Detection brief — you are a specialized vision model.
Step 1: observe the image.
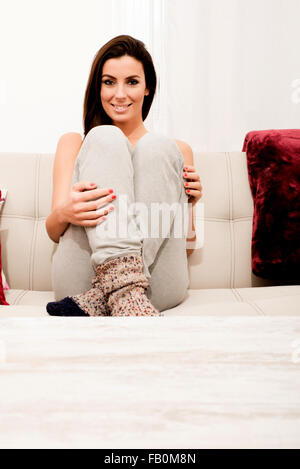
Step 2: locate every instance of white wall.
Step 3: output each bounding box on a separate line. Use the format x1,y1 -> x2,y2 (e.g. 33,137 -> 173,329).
0,0 -> 112,151
0,0 -> 158,152
1,0 -> 299,153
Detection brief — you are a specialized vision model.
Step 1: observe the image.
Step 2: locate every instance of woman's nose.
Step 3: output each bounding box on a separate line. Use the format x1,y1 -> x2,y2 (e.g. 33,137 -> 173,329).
114,85 -> 127,98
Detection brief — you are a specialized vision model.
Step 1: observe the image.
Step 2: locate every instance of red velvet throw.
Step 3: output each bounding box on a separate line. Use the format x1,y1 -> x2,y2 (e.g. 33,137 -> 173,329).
242,129 -> 300,282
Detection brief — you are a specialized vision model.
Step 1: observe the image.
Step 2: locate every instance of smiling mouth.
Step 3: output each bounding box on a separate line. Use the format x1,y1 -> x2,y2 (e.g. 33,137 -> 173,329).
111,104 -> 132,108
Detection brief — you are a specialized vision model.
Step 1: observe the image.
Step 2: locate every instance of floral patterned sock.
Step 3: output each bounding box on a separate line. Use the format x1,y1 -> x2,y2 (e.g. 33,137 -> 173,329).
94,254 -> 163,317
46,271 -> 109,317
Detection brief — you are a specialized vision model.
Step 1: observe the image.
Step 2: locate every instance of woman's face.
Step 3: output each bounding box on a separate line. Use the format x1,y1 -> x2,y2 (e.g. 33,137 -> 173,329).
100,55 -> 149,124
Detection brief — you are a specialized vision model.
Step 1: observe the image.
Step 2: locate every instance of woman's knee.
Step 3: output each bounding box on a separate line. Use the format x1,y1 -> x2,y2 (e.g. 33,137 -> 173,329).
82,125 -> 132,162
85,124 -> 125,144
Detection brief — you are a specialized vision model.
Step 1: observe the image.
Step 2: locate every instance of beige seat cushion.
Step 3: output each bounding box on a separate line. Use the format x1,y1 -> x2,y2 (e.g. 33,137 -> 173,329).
1,285 -> 299,317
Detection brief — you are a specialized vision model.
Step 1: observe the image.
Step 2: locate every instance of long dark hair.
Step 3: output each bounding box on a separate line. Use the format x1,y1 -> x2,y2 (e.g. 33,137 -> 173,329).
82,35 -> 157,138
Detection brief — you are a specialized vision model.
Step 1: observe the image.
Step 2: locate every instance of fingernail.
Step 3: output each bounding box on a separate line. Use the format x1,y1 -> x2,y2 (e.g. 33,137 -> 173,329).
184,173 -> 188,177
109,189 -> 114,194
90,183 -> 97,187
186,190 -> 190,193
111,194 -> 117,199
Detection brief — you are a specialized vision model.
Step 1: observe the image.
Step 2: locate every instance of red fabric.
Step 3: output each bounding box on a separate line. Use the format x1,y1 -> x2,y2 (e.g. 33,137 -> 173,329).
0,237 -> 9,305
242,129 -> 300,282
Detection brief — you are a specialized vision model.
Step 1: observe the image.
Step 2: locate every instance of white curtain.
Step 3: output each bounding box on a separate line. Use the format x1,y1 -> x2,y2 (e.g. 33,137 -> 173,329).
110,0 -> 300,152
161,0 -> 300,152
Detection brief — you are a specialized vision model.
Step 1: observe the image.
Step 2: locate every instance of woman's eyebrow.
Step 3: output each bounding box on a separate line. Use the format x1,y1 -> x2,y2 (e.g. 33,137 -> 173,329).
102,74 -> 141,79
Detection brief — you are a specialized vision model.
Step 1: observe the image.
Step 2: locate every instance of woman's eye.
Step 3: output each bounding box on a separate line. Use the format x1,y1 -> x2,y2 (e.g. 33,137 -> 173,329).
102,79 -> 139,85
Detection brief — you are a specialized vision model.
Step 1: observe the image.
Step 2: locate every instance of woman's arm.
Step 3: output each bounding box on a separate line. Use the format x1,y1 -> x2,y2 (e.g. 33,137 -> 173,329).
186,205 -> 196,257
175,140 -> 197,257
46,133 -> 83,243
46,206 -> 69,244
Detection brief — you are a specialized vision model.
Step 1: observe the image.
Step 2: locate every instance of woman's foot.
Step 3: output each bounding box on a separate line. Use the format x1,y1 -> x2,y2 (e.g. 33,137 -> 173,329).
108,284 -> 163,316
46,296 -> 90,316
46,254 -> 163,317
94,254 -> 163,317
46,273 -> 109,317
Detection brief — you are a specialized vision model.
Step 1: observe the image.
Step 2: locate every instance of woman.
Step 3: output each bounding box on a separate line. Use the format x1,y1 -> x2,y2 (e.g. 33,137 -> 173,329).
46,35 -> 202,317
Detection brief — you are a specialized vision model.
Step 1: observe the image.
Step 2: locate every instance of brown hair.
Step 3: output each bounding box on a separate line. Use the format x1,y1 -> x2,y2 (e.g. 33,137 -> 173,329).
82,35 -> 157,138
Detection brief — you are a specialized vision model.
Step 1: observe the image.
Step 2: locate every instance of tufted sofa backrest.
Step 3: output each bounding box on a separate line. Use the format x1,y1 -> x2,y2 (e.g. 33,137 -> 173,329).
0,151 -> 277,291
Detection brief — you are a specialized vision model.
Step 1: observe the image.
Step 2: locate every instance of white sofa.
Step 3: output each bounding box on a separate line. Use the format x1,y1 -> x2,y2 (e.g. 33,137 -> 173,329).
0,150 -> 299,317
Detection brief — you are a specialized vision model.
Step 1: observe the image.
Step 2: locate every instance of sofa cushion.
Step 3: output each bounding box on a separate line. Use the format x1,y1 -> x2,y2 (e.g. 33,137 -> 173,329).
243,130 -> 300,282
0,153 -> 54,292
1,286 -> 299,317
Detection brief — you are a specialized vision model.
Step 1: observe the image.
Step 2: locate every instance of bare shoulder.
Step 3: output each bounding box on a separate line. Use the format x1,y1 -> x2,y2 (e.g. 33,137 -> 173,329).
55,132 -> 83,165
51,133 -> 83,212
57,132 -> 83,152
174,139 -> 194,166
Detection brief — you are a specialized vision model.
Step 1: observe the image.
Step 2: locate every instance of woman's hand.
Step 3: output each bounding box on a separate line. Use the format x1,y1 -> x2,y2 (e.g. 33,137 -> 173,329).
182,165 -> 202,206
59,181 -> 116,227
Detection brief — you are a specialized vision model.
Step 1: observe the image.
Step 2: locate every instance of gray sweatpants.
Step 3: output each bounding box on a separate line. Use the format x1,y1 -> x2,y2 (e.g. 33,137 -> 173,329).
51,125 -> 189,312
